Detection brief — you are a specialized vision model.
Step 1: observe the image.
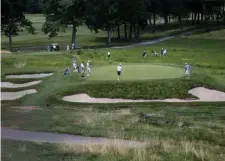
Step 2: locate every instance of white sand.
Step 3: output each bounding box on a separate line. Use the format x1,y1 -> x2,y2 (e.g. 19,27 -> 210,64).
6,73 -> 53,79
63,87 -> 225,103
1,80 -> 42,88
1,89 -> 37,101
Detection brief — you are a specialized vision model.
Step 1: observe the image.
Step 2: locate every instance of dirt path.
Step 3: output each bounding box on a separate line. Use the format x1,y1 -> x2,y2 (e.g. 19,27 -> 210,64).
1,89 -> 37,101
63,87 -> 225,103
111,30 -> 194,49
1,127 -> 144,147
1,80 -> 42,88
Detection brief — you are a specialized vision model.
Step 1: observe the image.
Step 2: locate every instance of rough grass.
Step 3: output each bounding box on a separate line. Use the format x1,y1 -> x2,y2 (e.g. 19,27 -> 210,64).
2,103 -> 225,161
2,140 -> 224,161
66,77 -> 202,99
2,104 -> 225,144
2,139 -> 225,161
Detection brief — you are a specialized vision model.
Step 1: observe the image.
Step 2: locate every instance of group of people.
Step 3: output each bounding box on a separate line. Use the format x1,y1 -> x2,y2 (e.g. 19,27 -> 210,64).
47,43 -> 60,51
64,56 -> 91,77
66,43 -> 76,51
142,48 -> 167,57
63,50 -> 191,80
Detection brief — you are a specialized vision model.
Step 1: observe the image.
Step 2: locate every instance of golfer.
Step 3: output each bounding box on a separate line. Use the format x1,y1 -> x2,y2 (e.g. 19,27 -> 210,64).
161,48 -> 164,56
117,63 -> 122,80
163,48 -> 167,56
142,51 -> 147,57
64,66 -> 70,75
107,51 -> 111,58
86,60 -> 91,76
80,62 -> 85,77
72,56 -> 76,64
185,63 -> 191,78
73,63 -> 78,72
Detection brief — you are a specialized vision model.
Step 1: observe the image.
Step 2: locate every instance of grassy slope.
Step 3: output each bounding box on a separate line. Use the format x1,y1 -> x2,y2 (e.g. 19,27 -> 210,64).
2,104 -> 225,159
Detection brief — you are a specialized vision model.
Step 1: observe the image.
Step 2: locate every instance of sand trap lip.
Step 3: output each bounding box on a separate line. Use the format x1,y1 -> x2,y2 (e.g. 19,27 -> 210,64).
6,73 -> 53,79
63,87 -> 225,103
1,89 -> 37,101
1,80 -> 42,88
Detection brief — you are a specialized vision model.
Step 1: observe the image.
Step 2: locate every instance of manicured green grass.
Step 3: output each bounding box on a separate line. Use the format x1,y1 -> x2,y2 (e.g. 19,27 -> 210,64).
89,64 -> 184,81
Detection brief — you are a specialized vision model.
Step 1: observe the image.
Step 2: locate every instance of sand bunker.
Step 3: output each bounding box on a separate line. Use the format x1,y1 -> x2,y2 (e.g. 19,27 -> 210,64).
1,50 -> 11,54
6,73 -> 53,79
63,87 -> 225,103
10,106 -> 41,111
1,89 -> 37,101
1,80 -> 42,88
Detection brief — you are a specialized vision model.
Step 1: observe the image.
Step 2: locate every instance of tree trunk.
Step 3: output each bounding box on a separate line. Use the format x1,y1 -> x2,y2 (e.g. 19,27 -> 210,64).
153,11 -> 156,33
193,13 -> 196,24
192,12 -> 194,24
136,23 -> 140,41
117,24 -> 120,39
124,22 -> 127,40
107,26 -> 112,46
223,2 -> 225,25
201,0 -> 206,23
8,31 -> 12,52
179,0 -> 182,32
149,14 -> 152,25
178,15 -> 182,24
8,1 -> 13,52
129,23 -> 132,40
133,24 -> 136,41
197,12 -> 200,24
71,24 -> 77,46
164,15 -> 168,25
168,14 -> 171,23
216,13 -> 219,24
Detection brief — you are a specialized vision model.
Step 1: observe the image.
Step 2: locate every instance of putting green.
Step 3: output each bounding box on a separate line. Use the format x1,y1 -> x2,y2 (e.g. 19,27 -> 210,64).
88,64 -> 184,81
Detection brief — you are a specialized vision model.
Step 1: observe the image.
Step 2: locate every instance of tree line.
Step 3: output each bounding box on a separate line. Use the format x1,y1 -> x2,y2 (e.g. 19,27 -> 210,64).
2,0 -> 225,51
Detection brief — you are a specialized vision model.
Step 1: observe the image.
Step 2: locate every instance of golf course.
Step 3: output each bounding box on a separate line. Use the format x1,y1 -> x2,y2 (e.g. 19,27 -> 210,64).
1,12 -> 225,161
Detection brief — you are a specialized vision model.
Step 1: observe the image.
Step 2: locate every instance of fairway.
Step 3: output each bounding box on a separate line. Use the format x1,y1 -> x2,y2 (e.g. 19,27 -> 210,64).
88,64 -> 184,80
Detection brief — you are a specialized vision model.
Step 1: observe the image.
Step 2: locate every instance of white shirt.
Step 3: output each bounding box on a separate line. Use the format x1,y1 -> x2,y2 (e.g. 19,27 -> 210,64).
87,62 -> 90,68
81,63 -> 84,69
117,65 -> 122,72
185,64 -> 191,71
108,52 -> 110,56
163,49 -> 166,54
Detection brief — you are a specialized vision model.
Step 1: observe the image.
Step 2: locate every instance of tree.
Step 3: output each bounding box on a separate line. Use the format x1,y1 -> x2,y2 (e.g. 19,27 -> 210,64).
26,0 -> 42,13
1,0 -> 35,51
85,0 -> 118,46
42,0 -> 86,47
